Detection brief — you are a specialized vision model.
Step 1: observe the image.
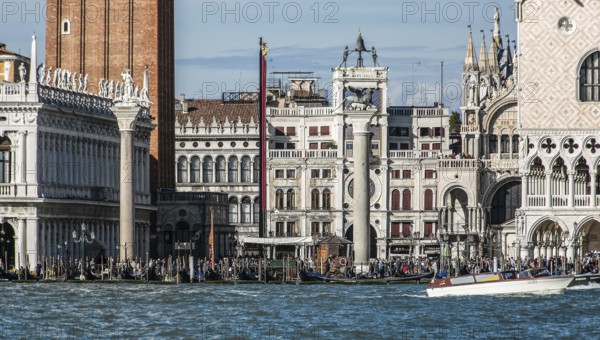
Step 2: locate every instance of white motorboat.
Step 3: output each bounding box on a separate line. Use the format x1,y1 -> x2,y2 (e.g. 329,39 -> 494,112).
426,268 -> 573,298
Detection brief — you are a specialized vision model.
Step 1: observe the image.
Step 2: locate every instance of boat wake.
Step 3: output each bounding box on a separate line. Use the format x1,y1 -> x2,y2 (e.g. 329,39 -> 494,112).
567,282 -> 600,290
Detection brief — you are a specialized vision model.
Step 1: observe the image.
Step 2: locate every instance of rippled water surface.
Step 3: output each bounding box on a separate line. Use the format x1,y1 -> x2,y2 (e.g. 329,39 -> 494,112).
1,282 -> 599,339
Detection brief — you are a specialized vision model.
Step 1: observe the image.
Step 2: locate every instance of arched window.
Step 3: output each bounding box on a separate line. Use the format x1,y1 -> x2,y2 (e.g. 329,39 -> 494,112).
323,189 -> 331,209
402,189 -> 412,211
229,197 -> 238,224
215,156 -> 226,183
190,156 -> 200,183
253,156 -> 259,183
61,19 -> 71,35
202,156 -> 213,183
311,189 -> 320,209
275,189 -> 284,209
177,156 -> 188,183
580,51 -> 600,102
228,156 -> 238,182
253,197 -> 260,223
241,156 -> 251,183
287,189 -> 296,209
391,190 -> 400,210
241,197 -> 251,223
424,189 -> 434,211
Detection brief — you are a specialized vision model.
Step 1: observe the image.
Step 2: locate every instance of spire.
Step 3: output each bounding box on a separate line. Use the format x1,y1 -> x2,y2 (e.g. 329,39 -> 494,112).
27,32 -> 39,102
492,6 -> 502,48
478,30 -> 489,73
503,34 -> 514,81
29,33 -> 37,85
463,25 -> 478,72
488,29 -> 500,75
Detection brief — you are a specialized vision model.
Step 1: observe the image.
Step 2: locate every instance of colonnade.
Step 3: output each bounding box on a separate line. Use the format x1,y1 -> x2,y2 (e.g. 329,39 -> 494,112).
177,155 -> 259,184
523,162 -> 599,208
37,219 -> 151,261
38,131 -> 150,202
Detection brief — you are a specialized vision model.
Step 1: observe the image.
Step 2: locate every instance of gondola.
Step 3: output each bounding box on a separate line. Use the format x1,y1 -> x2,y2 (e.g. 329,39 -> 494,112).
383,271 -> 435,283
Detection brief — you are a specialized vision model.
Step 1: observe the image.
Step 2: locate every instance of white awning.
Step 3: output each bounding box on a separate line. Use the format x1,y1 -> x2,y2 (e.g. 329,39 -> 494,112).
239,236 -> 314,246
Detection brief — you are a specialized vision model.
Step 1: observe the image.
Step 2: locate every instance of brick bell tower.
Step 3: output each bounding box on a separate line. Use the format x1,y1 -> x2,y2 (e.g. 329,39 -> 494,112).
45,0 -> 175,195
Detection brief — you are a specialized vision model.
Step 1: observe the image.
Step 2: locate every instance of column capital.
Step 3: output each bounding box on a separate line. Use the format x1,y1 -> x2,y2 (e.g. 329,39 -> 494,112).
112,102 -> 145,131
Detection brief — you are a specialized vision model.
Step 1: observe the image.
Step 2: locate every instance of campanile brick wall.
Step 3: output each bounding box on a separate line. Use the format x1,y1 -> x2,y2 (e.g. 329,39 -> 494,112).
46,0 -> 175,197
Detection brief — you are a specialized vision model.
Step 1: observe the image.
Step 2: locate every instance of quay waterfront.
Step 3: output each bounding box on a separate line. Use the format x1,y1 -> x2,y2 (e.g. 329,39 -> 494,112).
0,282 -> 599,339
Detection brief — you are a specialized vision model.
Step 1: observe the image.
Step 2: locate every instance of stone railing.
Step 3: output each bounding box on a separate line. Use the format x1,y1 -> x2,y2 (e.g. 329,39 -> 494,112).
389,150 -> 440,159
135,192 -> 152,205
438,159 -> 480,168
268,107 -> 333,116
0,82 -> 27,102
413,107 -> 445,117
461,125 -> 479,133
528,195 -> 546,207
38,85 -> 114,117
552,195 -> 568,207
269,150 -> 338,158
574,195 -> 590,207
481,159 -> 519,171
0,183 -> 16,197
387,107 -> 446,117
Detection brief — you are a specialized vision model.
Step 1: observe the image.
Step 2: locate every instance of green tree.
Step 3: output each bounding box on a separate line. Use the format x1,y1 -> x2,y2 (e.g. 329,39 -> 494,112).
449,111 -> 462,132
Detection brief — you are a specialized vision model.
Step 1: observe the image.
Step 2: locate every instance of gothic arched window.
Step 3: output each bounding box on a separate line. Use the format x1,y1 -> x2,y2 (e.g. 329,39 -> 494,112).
580,51 -> 600,102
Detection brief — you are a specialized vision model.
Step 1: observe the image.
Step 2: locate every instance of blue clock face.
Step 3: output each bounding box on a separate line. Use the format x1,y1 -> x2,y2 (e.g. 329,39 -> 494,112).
348,178 -> 375,199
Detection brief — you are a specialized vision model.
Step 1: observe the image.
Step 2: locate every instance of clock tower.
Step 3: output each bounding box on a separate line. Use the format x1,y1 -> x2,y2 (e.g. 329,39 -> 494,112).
333,33 -> 388,271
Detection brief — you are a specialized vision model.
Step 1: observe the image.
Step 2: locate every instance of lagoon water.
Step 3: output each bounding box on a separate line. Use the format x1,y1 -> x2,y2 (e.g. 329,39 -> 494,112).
1,282 -> 599,339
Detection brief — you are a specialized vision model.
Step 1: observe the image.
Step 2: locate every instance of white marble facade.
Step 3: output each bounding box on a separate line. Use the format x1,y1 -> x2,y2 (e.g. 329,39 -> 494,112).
0,36 -> 153,270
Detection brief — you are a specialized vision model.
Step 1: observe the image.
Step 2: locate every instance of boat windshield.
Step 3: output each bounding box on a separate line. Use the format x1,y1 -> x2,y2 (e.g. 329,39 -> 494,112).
518,268 -> 551,278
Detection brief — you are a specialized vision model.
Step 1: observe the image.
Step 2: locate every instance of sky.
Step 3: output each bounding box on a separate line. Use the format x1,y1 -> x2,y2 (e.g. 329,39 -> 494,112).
1,0 -> 517,110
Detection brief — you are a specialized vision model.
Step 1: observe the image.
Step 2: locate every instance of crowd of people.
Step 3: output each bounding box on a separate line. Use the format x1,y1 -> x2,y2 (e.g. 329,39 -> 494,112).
2,251 -> 598,282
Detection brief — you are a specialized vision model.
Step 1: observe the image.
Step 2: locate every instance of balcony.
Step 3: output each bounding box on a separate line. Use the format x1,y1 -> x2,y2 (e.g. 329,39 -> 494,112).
0,183 -> 15,197
438,159 -> 480,168
481,159 -> 519,171
528,195 -> 546,207
574,195 -> 590,207
389,150 -> 440,159
0,82 -> 27,102
551,196 -> 568,207
268,107 -> 333,116
269,150 -> 338,158
461,125 -> 479,133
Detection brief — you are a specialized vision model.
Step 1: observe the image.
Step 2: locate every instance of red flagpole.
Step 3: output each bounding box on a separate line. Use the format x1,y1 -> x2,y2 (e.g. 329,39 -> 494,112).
259,38 -> 268,241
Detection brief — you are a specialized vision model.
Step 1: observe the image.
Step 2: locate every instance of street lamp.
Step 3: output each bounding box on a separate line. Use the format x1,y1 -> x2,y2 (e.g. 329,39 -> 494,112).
72,222 -> 95,280
57,241 -> 68,279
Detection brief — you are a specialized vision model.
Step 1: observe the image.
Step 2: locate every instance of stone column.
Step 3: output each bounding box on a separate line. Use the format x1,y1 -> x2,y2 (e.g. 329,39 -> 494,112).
592,172 -> 597,207
545,171 -> 552,208
348,116 -> 374,272
568,170 -> 575,207
17,219 -> 26,270
113,102 -> 143,261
